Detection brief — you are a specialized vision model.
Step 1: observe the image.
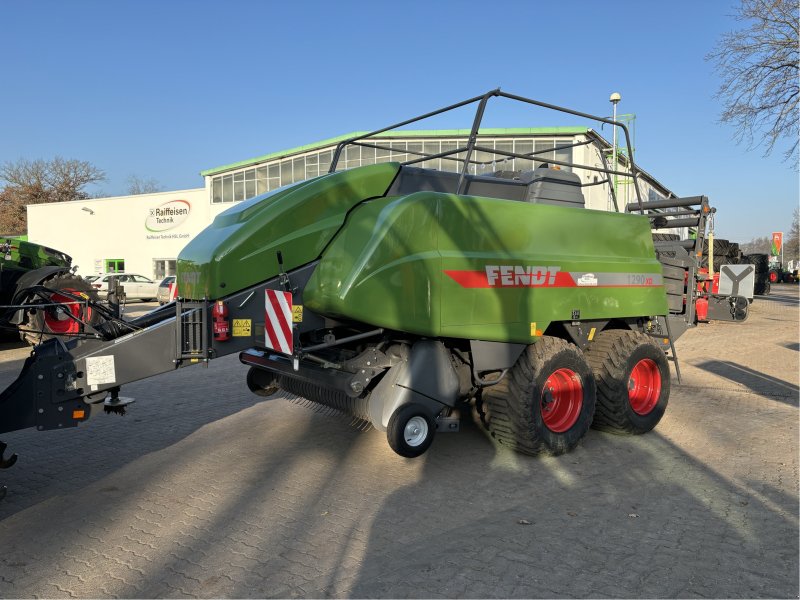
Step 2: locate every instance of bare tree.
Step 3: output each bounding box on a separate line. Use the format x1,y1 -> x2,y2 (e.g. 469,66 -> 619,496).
707,0 -> 799,164
740,235 -> 772,254
0,157 -> 106,234
785,207 -> 799,261
126,174 -> 163,195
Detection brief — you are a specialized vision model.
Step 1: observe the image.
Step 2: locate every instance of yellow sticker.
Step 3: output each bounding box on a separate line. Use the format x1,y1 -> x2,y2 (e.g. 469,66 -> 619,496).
530,322 -> 537,336
292,305 -> 303,323
588,327 -> 596,341
232,319 -> 252,337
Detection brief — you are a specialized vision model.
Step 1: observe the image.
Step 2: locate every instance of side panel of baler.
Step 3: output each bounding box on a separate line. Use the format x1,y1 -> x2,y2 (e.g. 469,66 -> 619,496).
303,192 -> 668,343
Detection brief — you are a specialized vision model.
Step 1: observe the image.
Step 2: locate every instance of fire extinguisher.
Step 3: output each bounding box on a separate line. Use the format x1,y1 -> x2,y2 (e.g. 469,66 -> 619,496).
211,300 -> 230,341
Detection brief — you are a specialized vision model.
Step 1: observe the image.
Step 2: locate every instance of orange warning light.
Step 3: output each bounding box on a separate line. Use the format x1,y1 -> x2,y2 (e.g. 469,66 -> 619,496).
73,409 -> 85,419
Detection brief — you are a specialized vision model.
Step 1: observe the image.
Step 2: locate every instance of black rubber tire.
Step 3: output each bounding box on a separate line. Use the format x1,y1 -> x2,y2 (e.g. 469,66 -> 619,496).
386,403 -> 436,458
744,254 -> 770,274
584,330 -> 670,435
478,336 -> 596,456
21,273 -> 101,345
652,233 -> 680,242
246,367 -> 279,397
703,238 -> 730,256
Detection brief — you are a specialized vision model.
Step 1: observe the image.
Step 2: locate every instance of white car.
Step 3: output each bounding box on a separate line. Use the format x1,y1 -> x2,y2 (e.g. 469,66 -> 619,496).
90,273 -> 160,301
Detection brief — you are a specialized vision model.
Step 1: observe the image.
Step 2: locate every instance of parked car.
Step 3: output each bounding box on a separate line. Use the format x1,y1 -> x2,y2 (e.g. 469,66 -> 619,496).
157,275 -> 178,305
90,273 -> 160,301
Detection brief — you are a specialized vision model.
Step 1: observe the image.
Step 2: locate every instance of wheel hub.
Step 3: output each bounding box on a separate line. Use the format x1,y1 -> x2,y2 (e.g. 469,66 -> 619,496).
540,368 -> 583,433
628,358 -> 662,415
403,416 -> 429,447
43,290 -> 86,335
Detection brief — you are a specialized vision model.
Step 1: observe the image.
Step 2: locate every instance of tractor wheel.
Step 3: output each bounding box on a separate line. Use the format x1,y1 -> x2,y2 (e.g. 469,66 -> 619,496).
21,273 -> 100,345
584,330 -> 670,435
652,233 -> 680,242
246,367 -> 279,397
478,336 -> 596,455
769,270 -> 779,283
386,403 -> 436,458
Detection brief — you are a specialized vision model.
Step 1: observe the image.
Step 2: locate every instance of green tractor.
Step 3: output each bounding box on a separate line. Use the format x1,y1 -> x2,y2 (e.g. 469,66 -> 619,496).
0,236 -> 99,345
0,90 -> 749,473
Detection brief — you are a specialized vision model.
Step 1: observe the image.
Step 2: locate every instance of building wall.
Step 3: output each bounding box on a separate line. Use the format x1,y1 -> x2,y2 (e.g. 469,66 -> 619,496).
27,188 -> 210,279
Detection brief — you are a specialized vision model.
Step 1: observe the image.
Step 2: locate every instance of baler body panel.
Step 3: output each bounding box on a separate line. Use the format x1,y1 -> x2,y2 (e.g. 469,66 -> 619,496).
304,192 -> 667,343
176,163 -> 400,300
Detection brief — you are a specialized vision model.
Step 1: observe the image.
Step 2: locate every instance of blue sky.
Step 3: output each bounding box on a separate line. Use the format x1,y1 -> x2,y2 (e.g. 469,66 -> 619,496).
1,0 -> 796,241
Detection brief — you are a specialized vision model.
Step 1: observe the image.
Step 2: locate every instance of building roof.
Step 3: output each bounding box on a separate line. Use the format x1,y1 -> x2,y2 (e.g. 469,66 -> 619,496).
200,127 -> 590,177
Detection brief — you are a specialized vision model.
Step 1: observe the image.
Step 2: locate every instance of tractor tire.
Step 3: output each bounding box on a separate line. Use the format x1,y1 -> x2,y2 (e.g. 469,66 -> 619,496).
769,270 -> 780,283
584,330 -> 670,435
652,233 -> 680,242
744,254 -> 769,274
478,336 -> 596,455
703,238 -> 730,256
21,272 -> 101,345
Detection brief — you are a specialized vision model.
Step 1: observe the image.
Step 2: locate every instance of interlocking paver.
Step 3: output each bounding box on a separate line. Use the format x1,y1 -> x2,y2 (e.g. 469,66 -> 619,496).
0,288 -> 797,597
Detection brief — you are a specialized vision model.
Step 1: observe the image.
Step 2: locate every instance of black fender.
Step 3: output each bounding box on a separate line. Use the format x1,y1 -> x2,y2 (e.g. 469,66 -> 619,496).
8,266 -> 72,324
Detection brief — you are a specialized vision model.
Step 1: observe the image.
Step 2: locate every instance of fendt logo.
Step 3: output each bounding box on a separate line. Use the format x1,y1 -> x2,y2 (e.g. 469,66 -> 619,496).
145,199 -> 191,232
485,265 -> 560,287
444,265 -> 563,288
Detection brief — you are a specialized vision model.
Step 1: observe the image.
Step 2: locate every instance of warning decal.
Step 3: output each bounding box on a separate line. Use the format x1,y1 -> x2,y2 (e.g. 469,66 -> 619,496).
232,319 -> 252,337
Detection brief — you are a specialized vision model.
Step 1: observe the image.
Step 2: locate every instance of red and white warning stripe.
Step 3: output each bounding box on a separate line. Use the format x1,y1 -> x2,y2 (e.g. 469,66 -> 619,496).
265,289 -> 293,354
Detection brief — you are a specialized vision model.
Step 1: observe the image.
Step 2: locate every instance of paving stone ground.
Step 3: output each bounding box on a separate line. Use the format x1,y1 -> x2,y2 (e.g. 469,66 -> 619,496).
0,287 -> 797,598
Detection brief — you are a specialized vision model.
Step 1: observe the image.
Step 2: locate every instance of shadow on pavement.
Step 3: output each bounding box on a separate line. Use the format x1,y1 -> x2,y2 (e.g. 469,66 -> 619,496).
695,359 -> 799,405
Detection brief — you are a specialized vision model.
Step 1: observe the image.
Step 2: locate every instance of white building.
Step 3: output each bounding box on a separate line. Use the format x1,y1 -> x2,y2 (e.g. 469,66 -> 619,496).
27,128 -> 675,281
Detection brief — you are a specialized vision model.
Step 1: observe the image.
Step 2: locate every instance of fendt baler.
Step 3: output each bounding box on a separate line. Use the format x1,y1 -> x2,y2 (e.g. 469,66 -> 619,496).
0,91 -> 749,489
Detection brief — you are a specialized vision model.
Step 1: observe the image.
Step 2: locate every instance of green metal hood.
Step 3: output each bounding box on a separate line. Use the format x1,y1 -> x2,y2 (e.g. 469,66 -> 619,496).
177,163 -> 400,300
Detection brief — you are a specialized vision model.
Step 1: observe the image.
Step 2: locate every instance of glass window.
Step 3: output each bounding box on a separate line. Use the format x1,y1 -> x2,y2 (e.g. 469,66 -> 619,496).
293,157 -> 305,182
495,141 -> 513,170
306,154 -> 319,180
318,150 -> 332,174
281,160 -> 292,185
534,140 -> 554,168
212,177 -> 223,203
222,174 -> 233,202
422,141 -> 440,170
361,145 -> 376,165
474,139 -> 495,174
234,171 -> 245,201
345,146 -> 360,170
390,141 -> 407,163
515,140 -> 534,172
439,141 -> 459,172
554,141 -> 573,172
375,142 -> 390,163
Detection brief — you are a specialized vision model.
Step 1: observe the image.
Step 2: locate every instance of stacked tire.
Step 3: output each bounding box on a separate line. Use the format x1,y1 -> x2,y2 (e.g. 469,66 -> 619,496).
701,238 -> 743,268
743,253 -> 770,295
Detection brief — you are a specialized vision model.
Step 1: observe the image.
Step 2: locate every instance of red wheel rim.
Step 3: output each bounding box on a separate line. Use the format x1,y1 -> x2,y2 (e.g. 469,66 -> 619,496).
43,290 -> 88,335
540,368 -> 583,433
628,358 -> 662,415
769,271 -> 778,283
